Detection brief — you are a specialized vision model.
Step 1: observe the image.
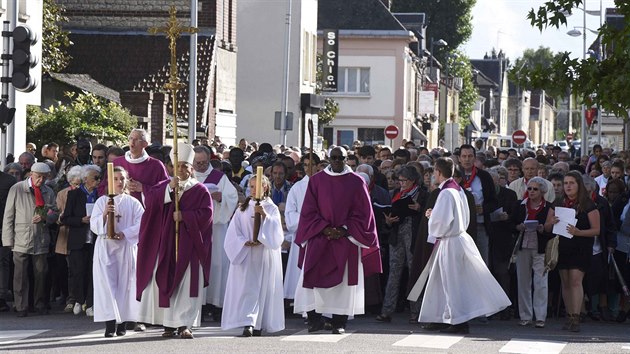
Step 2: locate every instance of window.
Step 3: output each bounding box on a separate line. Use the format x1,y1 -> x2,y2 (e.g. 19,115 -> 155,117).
336,130 -> 354,146
337,67 -> 370,94
357,128 -> 385,145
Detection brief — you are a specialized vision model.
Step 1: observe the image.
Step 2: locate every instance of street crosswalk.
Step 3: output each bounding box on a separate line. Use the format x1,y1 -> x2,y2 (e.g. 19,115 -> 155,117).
0,326 -> 627,352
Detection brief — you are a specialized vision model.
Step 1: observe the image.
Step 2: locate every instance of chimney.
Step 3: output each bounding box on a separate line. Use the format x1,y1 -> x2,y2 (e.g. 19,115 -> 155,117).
120,91 -> 170,145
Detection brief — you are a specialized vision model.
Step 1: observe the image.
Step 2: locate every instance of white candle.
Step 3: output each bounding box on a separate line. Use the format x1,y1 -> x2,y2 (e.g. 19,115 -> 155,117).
107,163 -> 114,195
255,166 -> 263,199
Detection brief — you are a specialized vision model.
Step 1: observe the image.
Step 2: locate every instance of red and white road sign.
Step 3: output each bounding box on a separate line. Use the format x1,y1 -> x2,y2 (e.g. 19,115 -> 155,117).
384,125 -> 399,140
512,129 -> 527,145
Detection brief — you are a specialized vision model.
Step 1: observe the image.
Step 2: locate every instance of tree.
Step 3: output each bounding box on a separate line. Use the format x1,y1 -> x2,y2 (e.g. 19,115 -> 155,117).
522,0 -> 630,120
42,0 -> 71,74
391,0 -> 476,61
27,92 -> 137,148
316,54 -> 340,126
446,50 -> 478,133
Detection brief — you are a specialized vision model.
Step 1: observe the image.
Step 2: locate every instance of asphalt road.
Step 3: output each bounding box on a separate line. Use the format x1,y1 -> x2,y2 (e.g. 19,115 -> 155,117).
2,308 -> 630,353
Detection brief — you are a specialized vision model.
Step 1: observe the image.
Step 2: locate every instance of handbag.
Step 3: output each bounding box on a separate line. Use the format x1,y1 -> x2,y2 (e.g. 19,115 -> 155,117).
54,224 -> 69,255
544,235 -> 560,274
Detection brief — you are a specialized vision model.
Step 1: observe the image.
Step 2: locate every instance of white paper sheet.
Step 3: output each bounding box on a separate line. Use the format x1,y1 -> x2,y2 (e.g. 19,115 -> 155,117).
524,220 -> 539,232
86,203 -> 95,216
552,207 -> 577,239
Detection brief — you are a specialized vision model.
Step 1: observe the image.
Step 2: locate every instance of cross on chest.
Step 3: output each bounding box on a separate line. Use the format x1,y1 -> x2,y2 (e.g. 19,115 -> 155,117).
115,214 -> 122,223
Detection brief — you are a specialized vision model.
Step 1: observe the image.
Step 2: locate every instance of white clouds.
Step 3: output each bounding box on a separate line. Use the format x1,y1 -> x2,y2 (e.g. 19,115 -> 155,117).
462,0 -> 614,62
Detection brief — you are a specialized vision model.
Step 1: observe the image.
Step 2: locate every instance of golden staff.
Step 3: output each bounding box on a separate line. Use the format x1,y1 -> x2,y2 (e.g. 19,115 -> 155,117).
149,6 -> 198,261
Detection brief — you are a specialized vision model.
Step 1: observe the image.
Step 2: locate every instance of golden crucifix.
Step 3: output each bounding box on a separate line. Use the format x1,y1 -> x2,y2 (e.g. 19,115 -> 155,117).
149,5 -> 198,261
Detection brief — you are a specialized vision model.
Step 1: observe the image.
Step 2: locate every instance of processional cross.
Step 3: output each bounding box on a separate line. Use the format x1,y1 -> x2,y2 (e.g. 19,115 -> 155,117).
149,5 -> 198,261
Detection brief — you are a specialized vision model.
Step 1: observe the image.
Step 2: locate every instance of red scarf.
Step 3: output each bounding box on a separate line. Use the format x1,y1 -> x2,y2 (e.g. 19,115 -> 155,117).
564,197 -> 577,209
391,184 -> 416,203
462,166 -> 477,189
591,192 -> 598,202
526,198 -> 544,220
32,184 -> 45,207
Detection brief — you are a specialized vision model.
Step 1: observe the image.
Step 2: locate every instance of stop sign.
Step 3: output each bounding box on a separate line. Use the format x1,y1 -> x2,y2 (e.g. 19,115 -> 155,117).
512,129 -> 527,145
384,125 -> 399,139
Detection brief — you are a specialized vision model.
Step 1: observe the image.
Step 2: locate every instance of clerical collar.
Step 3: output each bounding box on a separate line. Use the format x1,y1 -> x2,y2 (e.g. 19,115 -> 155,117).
194,165 -> 214,181
178,177 -> 198,193
324,165 -> 353,176
125,150 -> 149,164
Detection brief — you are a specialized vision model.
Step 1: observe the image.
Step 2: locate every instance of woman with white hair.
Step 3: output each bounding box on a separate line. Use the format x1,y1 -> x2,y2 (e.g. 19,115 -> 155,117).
61,164 -> 101,317
512,177 -> 553,328
91,166 -> 144,337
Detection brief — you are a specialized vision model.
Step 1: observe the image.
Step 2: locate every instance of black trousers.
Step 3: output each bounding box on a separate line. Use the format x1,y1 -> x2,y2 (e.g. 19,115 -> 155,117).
67,243 -> 94,307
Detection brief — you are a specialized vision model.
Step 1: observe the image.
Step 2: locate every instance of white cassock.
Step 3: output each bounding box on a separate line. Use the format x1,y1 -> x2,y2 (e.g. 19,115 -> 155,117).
90,194 -> 144,323
195,168 -> 238,307
221,198 -> 285,333
419,181 -> 511,325
283,175 -> 308,299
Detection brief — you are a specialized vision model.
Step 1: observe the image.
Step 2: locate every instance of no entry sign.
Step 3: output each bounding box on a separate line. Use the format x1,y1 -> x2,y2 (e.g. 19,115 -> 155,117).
384,125 -> 399,140
512,130 -> 527,145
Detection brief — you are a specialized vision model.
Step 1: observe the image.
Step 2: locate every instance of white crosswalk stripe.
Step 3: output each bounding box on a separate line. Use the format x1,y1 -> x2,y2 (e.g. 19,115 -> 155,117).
499,338 -> 568,354
392,333 -> 465,349
281,329 -> 353,343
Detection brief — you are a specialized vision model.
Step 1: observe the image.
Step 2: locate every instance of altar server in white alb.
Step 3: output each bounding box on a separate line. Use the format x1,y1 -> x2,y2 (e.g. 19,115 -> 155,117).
416,157 -> 511,334
193,146 -> 238,319
91,166 -> 144,337
221,174 -> 285,337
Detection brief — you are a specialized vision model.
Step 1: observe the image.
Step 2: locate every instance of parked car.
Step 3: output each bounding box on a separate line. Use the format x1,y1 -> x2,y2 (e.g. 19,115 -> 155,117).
553,140 -> 570,152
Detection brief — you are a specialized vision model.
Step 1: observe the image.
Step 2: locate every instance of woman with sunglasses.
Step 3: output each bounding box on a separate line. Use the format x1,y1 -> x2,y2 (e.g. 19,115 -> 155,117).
61,165 -> 101,317
513,177 -> 553,328
545,171 -> 600,332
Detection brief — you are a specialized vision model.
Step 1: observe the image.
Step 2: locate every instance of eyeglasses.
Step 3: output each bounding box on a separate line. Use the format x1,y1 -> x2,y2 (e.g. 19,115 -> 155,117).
91,175 -> 101,181
330,155 -> 346,161
527,187 -> 539,191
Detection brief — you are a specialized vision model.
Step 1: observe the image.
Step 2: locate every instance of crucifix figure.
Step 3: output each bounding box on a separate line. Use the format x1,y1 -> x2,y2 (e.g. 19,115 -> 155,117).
148,5 -> 198,261
115,214 -> 122,223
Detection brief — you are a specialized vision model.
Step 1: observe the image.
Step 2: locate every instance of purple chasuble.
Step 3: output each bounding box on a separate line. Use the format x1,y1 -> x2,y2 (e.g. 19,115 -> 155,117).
136,180 -> 213,306
295,170 -> 381,289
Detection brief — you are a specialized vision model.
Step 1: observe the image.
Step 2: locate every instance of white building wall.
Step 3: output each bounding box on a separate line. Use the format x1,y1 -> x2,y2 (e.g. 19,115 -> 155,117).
235,0 -> 317,147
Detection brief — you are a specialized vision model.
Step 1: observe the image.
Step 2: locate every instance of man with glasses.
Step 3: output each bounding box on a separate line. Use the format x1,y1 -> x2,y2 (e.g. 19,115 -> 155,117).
509,158 -> 555,203
294,147 -> 380,334
193,145 -> 238,322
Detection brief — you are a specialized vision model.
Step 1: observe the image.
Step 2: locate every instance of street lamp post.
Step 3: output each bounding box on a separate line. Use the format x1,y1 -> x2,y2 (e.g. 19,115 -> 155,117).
565,0 -> 602,156
429,37 -> 447,82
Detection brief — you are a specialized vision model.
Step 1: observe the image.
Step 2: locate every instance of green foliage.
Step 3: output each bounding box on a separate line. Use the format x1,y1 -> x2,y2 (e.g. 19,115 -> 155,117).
391,0 -> 476,61
446,50 -> 478,133
525,0 -> 630,120
43,0 -> 71,74
316,55 -> 340,126
27,92 -> 137,147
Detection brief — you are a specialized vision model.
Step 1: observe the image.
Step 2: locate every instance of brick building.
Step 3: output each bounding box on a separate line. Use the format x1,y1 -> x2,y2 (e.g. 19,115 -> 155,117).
57,0 -> 237,145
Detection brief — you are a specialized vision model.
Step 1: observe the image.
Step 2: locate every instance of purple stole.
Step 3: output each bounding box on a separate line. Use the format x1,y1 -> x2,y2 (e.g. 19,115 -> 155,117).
442,178 -> 461,191
203,168 -> 224,185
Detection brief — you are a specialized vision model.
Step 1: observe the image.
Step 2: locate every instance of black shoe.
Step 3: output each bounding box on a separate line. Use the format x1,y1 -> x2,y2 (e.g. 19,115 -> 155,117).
105,320 -> 116,337
308,319 -> 325,333
440,323 -> 469,334
375,314 -> 392,322
252,329 -> 262,337
422,323 -> 449,331
242,326 -> 253,337
616,310 -> 629,323
16,310 -> 27,317
0,299 -> 9,312
332,327 -> 345,334
116,322 -> 127,336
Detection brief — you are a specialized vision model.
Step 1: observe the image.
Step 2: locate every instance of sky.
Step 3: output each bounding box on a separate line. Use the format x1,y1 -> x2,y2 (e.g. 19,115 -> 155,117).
461,0 -> 616,62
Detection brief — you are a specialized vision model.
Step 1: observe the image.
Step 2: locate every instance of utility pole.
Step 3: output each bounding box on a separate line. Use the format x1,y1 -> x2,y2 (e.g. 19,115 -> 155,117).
189,0 -> 198,141
280,0 -> 293,146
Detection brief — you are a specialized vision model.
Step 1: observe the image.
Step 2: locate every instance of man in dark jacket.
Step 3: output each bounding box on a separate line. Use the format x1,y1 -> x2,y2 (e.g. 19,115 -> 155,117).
0,170 -> 16,311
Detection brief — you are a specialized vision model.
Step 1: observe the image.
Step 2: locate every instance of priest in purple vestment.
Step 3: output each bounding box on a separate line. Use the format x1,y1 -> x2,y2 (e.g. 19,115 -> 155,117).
294,146 -> 381,335
136,143 -> 213,339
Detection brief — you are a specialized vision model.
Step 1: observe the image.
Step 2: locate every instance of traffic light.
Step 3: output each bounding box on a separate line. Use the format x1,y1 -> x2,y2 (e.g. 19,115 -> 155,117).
11,25 -> 38,92
0,102 -> 15,131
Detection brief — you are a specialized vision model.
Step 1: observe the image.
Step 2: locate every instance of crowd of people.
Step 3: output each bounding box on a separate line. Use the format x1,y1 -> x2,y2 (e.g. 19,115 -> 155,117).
1,131 -> 630,338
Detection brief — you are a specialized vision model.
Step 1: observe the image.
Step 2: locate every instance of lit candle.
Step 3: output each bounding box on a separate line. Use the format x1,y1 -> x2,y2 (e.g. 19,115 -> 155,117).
107,163 -> 115,195
255,166 -> 263,199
